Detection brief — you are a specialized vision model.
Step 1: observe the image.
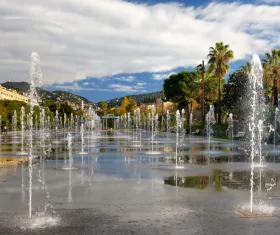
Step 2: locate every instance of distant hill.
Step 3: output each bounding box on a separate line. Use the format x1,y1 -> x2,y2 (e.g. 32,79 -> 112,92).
106,91 -> 162,107
1,82 -> 93,105
2,82 -> 163,108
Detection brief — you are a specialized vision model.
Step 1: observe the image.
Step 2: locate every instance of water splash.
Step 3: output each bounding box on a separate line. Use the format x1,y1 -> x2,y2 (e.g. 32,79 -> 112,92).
20,107 -> 26,155
248,54 -> 265,213
228,113 -> 233,143
206,105 -> 215,140
189,111 -> 193,138
151,105 -> 155,152
28,52 -> 43,219
166,110 -> 170,138
274,108 -> 280,162
55,110 -> 59,132
70,113 -> 74,130
136,108 -> 142,146
79,123 -> 88,154
175,110 -> 180,168
68,132 -> 73,169
12,110 -> 17,131
64,113 -> 67,130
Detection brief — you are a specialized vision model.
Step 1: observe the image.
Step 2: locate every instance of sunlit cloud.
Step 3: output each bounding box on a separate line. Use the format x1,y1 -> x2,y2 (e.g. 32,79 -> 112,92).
152,72 -> 176,80
108,83 -> 147,93
51,83 -> 108,91
115,76 -> 135,82
0,0 -> 279,85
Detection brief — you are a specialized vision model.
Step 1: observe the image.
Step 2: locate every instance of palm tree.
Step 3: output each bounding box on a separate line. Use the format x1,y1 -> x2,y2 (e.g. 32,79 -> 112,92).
262,49 -> 280,107
207,42 -> 234,125
241,61 -> 252,73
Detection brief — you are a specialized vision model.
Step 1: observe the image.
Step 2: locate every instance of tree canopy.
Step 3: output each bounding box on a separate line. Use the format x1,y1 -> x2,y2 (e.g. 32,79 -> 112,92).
163,71 -> 200,107
222,69 -> 249,117
208,42 -> 234,124
98,101 -> 108,116
126,97 -> 137,113
262,49 -> 280,107
120,97 -> 129,114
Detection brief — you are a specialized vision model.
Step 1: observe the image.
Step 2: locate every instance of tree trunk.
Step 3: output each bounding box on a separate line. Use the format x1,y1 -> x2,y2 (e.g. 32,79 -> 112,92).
274,79 -> 278,107
218,78 -> 221,125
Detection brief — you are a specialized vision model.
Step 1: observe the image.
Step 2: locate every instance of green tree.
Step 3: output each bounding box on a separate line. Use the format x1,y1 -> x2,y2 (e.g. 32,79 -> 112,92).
262,49 -> 280,107
0,100 -> 55,130
223,69 -> 249,118
204,71 -> 220,105
98,101 -> 108,115
42,100 -> 74,126
126,97 -> 137,113
112,106 -> 122,116
120,96 -> 129,114
163,71 -> 200,123
207,42 -> 234,125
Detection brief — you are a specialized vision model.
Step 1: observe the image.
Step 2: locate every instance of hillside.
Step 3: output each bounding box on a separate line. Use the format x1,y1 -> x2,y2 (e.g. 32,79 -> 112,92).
1,82 -> 92,105
1,82 -> 163,108
107,91 -> 162,107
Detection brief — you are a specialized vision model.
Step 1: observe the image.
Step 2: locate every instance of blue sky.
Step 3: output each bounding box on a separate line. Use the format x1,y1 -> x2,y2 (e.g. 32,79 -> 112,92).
0,0 -> 279,102
45,61 -> 245,103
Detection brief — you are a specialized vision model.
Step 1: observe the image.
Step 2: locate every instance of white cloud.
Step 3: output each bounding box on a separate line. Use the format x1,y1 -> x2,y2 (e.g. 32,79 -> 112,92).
53,85 -> 94,91
115,75 -> 135,82
52,82 -> 108,91
136,82 -> 147,87
0,0 -> 279,85
152,72 -> 176,80
109,82 -> 147,93
109,84 -> 137,93
258,0 -> 280,3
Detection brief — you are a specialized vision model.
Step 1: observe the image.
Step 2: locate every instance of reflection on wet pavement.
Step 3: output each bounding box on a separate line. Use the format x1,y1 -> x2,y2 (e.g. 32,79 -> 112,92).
1,130 -> 280,234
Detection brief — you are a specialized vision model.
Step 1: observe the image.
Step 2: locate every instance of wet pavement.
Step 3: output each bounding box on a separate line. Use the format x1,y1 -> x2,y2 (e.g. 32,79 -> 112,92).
1,130 -> 280,234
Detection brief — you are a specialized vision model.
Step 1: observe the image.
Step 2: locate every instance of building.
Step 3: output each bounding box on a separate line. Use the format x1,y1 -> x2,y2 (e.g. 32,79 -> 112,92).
0,85 -> 28,103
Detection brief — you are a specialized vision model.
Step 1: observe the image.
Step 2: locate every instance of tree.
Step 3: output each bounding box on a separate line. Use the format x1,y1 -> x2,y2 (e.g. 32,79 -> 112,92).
262,49 -> 280,107
223,69 -> 249,117
42,100 -> 74,124
126,97 -> 137,113
0,100 -> 55,130
112,106 -> 122,116
207,42 -> 234,124
204,71 -> 220,105
120,96 -> 129,114
163,71 -> 200,123
98,101 -> 108,115
180,73 -> 200,112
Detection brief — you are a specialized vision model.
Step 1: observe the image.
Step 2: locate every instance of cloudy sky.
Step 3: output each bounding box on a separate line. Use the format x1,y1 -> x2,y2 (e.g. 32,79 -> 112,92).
0,0 -> 279,102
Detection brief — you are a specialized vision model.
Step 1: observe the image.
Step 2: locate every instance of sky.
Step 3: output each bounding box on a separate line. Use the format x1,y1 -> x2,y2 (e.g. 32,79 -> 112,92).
0,0 -> 279,102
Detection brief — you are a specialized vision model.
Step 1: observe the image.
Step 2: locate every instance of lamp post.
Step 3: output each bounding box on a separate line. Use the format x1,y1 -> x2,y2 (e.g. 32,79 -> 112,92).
197,60 -> 205,122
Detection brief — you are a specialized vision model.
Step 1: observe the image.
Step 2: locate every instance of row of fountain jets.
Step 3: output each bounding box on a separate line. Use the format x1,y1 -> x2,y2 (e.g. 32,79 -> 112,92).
3,52 -> 275,220
5,103 -> 221,140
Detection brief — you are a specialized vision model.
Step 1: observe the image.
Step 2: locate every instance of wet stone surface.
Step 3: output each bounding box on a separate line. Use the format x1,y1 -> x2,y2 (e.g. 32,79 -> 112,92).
1,130 -> 280,234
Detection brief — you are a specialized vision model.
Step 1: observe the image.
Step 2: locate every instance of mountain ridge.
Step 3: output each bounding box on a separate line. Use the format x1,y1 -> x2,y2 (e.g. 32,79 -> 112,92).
1,82 -> 92,105
1,81 -> 162,108
106,91 -> 162,107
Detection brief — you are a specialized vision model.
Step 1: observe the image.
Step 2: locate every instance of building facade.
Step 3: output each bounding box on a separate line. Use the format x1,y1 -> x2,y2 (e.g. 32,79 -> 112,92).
0,85 -> 28,103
